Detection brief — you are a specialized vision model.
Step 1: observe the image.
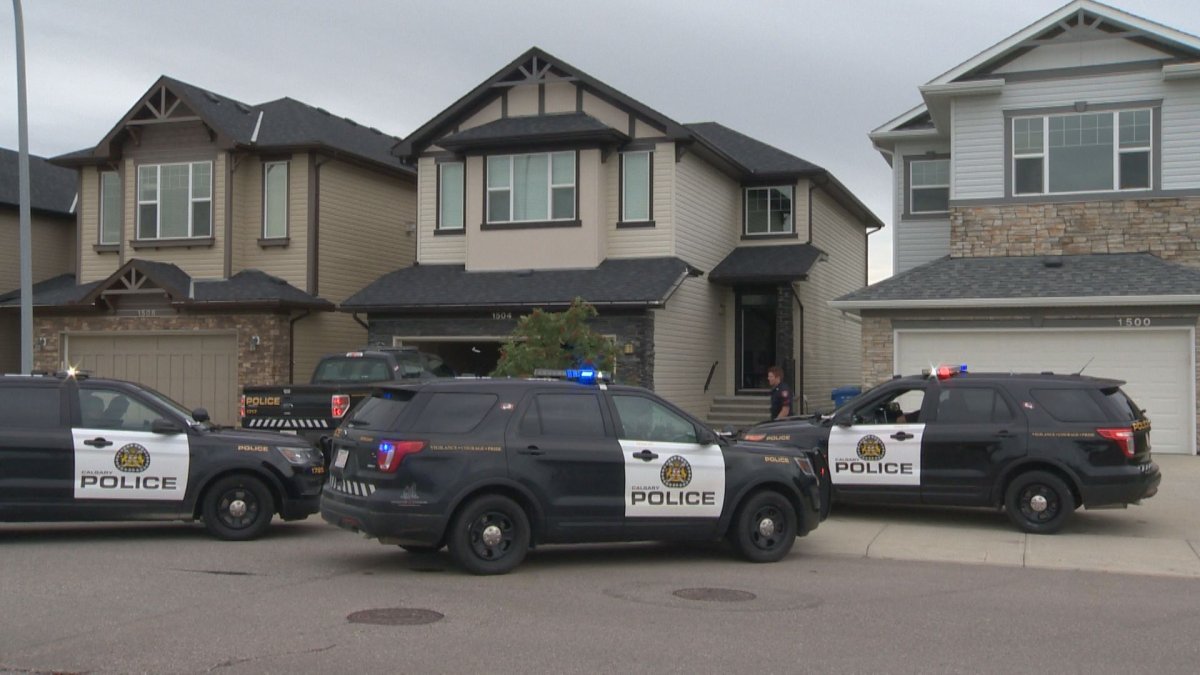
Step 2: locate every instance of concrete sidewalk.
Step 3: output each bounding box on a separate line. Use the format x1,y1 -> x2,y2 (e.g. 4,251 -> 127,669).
803,454 -> 1200,578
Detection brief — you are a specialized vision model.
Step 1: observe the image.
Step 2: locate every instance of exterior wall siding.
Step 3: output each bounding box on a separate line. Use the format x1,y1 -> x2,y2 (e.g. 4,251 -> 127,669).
416,155 -> 465,264
0,210 -> 74,291
79,165 -> 121,283
607,142 -> 675,259
459,97 -> 503,131
651,275 -> 725,418
239,153 -> 309,289
893,140 -> 952,273
673,152 -> 737,271
291,312 -> 366,384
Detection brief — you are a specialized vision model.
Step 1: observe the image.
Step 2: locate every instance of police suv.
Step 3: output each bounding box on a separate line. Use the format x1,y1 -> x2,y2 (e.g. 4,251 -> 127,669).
743,366 -> 1161,534
0,372 -> 326,539
320,370 -> 824,574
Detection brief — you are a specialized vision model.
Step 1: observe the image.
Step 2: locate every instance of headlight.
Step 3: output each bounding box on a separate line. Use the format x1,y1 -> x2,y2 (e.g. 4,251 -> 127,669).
276,446 -> 320,465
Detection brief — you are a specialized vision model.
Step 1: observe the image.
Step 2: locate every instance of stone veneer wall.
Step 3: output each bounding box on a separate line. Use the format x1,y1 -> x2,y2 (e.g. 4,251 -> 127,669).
950,197 -> 1200,264
33,312 -> 293,390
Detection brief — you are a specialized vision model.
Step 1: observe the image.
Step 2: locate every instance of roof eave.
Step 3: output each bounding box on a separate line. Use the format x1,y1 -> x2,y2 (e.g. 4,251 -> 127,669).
830,294 -> 1200,312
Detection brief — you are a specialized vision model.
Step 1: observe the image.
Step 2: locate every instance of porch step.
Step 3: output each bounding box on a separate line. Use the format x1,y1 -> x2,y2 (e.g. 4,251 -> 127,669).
706,395 -> 771,432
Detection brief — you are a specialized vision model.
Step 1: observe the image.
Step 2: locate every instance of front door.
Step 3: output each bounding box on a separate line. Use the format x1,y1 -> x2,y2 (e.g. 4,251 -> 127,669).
826,383 -> 930,504
736,287 -> 777,392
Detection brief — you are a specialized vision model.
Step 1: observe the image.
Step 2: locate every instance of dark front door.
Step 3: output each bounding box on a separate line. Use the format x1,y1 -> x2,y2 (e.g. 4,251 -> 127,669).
736,287 -> 777,391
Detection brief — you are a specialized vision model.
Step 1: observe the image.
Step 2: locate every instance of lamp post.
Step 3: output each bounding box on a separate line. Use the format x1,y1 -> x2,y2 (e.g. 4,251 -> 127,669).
11,0 -> 33,373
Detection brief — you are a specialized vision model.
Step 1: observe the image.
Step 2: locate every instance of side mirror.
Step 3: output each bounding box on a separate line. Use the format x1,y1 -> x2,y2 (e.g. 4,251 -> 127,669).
698,428 -> 722,446
191,408 -> 210,423
833,413 -> 853,428
151,418 -> 184,434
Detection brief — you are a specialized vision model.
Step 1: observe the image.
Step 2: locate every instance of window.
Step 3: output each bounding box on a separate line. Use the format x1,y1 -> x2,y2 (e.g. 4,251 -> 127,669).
519,393 -> 606,438
1012,108 -> 1152,195
311,357 -> 392,384
745,186 -> 793,235
438,162 -> 464,230
1030,388 -> 1109,423
0,387 -> 60,428
409,393 -> 497,434
909,159 -> 949,214
347,392 -> 416,430
79,389 -> 161,432
621,151 -> 651,222
850,387 -> 926,425
936,388 -> 1013,424
612,395 -> 697,444
137,161 -> 212,239
99,171 -> 122,245
263,161 -> 288,239
486,151 -> 575,223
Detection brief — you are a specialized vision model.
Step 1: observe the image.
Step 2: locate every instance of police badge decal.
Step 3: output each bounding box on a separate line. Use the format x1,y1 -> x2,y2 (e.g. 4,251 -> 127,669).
855,435 -> 886,461
660,455 -> 692,488
114,443 -> 151,473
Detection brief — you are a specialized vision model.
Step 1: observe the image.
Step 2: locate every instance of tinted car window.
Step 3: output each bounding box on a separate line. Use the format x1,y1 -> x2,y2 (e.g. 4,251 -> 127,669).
1030,387 -> 1110,423
0,386 -> 60,428
409,392 -> 497,434
1102,387 -> 1141,423
81,389 -> 161,431
520,393 -> 606,438
347,391 -> 415,430
613,395 -> 697,444
937,388 -> 1013,424
312,358 -> 392,384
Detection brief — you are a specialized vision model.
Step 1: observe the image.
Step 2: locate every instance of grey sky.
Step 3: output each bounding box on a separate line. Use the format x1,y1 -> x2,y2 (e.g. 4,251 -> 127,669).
2,0 -> 1196,282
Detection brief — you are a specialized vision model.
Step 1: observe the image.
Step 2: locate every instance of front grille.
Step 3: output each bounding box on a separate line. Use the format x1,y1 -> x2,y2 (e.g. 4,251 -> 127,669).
328,475 -> 376,497
245,417 -> 331,429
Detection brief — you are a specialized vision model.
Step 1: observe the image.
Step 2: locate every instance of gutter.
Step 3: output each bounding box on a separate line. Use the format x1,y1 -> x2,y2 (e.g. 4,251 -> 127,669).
830,294 -> 1200,312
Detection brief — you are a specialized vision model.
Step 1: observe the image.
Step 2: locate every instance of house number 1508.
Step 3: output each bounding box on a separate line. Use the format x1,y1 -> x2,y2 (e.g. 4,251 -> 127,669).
1117,317 -> 1151,327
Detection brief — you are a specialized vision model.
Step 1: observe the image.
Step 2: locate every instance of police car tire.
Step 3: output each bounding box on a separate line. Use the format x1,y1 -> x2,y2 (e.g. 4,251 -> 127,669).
1004,470 -> 1075,535
729,491 -> 798,563
447,495 -> 530,575
201,475 -> 275,541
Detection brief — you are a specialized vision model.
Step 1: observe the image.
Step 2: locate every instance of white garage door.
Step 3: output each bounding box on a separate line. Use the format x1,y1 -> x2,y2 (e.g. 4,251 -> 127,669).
65,333 -> 239,426
895,327 -> 1195,455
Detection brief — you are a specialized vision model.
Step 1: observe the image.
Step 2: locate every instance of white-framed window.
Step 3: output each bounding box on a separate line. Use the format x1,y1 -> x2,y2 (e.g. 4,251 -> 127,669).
136,161 -> 212,239
99,170 -> 122,245
486,151 -> 576,223
745,185 -> 793,235
438,161 -> 464,231
621,151 -> 651,222
1012,108 -> 1152,195
909,159 -> 950,214
262,161 -> 288,239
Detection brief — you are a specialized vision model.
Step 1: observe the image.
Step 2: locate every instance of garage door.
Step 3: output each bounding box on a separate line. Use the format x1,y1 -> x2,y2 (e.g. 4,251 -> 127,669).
895,327 -> 1195,455
65,333 -> 239,426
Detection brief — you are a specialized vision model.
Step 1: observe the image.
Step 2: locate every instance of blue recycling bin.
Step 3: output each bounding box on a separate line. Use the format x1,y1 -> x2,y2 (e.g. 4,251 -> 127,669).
831,385 -> 862,408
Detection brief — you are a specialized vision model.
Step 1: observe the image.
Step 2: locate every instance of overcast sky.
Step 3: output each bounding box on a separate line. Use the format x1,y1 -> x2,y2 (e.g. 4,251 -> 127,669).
2,0 -> 1197,282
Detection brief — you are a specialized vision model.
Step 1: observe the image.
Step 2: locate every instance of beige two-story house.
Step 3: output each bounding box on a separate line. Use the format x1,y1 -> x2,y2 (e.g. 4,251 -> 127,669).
11,76 -> 416,424
838,0 -> 1200,454
344,48 -> 882,422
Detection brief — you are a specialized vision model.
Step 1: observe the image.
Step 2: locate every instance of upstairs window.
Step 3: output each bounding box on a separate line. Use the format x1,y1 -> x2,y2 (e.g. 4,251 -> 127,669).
99,171 -> 122,245
262,161 -> 288,239
137,161 -> 212,239
438,161 -> 464,231
909,158 -> 949,214
620,151 -> 651,223
745,186 -> 793,235
1012,108 -> 1152,195
486,151 -> 576,224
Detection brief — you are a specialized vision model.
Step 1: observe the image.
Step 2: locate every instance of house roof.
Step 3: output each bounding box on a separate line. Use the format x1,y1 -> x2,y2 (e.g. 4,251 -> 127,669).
685,122 -> 824,179
830,253 -> 1200,311
708,244 -> 825,285
52,76 -> 411,175
0,274 -> 99,307
437,113 -> 628,152
341,257 -> 697,313
0,148 -> 76,215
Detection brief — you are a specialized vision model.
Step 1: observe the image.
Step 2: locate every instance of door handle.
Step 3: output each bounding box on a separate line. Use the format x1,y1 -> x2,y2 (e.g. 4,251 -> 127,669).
518,446 -> 545,456
84,437 -> 113,448
890,432 -> 914,441
632,449 -> 659,461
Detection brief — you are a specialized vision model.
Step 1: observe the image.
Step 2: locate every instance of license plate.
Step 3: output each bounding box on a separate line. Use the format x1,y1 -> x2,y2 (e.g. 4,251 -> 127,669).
279,429 -> 298,436
334,448 -> 349,469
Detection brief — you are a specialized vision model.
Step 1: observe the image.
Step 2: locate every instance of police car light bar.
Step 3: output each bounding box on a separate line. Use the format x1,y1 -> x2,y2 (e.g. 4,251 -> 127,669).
931,364 -> 969,380
532,368 -> 611,384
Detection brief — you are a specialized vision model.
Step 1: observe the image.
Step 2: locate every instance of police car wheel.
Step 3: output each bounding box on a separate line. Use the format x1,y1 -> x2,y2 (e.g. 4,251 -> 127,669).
202,475 -> 275,541
730,491 -> 798,563
447,495 -> 530,575
1004,470 -> 1075,535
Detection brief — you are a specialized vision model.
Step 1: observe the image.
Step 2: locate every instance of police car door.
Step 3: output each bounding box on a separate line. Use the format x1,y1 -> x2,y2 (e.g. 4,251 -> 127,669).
826,383 -> 929,502
611,393 -> 726,539
71,386 -> 191,514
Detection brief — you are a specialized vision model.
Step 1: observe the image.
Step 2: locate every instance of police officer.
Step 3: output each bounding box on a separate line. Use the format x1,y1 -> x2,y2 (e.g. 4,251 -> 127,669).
767,365 -> 792,420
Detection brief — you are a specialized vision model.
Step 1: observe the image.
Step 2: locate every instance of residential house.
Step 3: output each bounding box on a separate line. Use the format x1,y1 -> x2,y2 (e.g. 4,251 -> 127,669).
8,76 -> 417,424
0,148 -> 77,372
840,0 -> 1200,454
344,47 -> 882,422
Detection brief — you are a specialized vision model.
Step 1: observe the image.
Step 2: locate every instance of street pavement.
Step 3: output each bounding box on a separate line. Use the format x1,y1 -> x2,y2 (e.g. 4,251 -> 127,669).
804,454 -> 1200,578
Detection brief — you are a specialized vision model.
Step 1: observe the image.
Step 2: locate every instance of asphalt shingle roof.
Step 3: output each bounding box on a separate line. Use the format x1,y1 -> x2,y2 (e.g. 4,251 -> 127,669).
0,274 -> 100,307
194,270 -> 333,308
835,253 -> 1200,305
437,113 -> 626,150
708,244 -> 825,284
0,148 -> 76,214
685,122 -> 824,178
343,257 -> 694,312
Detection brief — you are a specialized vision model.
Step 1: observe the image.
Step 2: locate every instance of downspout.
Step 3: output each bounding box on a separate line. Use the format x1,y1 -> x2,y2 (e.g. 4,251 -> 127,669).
788,283 -> 805,413
288,309 -> 312,383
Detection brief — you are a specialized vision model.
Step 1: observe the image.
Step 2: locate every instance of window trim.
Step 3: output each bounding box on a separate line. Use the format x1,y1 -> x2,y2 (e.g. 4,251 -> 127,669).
262,160 -> 289,240
743,184 -> 795,236
618,150 -> 654,226
484,151 -> 578,225
437,160 -> 465,232
904,155 -> 950,218
98,170 -> 122,246
136,160 -> 213,240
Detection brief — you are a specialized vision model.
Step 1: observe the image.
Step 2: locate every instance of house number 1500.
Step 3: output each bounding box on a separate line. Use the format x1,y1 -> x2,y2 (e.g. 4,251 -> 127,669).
1117,317 -> 1151,327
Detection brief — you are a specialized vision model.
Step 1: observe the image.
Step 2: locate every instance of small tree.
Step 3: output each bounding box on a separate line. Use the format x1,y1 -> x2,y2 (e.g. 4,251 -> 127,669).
491,298 -> 618,377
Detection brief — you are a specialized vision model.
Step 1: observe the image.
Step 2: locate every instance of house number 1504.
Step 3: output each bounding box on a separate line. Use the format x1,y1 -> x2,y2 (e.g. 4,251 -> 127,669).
1117,317 -> 1151,327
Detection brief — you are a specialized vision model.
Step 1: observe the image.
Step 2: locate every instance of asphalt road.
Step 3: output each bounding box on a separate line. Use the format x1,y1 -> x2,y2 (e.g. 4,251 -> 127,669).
2,517 -> 1199,674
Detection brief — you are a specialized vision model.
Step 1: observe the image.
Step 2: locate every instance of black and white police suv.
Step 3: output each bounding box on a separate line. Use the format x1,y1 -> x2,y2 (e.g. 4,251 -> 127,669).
0,371 -> 326,540
320,369 -> 824,574
742,365 -> 1161,534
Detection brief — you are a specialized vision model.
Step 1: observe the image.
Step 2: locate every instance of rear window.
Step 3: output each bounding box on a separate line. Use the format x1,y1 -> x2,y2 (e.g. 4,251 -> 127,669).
346,391 -> 415,430
409,392 -> 498,434
0,386 -> 61,428
1101,387 -> 1142,423
312,357 -> 392,384
1030,387 -> 1112,423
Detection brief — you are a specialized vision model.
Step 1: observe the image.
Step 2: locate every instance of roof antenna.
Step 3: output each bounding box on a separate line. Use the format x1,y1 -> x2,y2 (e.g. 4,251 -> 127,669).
1074,356 -> 1094,375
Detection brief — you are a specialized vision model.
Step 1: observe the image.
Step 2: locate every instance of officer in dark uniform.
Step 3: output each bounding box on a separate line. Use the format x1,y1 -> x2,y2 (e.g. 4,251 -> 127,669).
767,365 -> 792,420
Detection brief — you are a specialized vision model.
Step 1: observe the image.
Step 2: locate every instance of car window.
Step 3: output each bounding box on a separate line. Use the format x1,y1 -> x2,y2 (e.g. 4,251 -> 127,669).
80,388 -> 161,431
519,393 -> 606,439
937,387 -> 1013,424
851,386 -> 926,425
347,391 -> 416,430
1030,387 -> 1110,423
409,392 -> 497,434
312,357 -> 392,383
0,386 -> 61,428
612,395 -> 697,444
1101,387 -> 1142,422
422,353 -> 455,377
